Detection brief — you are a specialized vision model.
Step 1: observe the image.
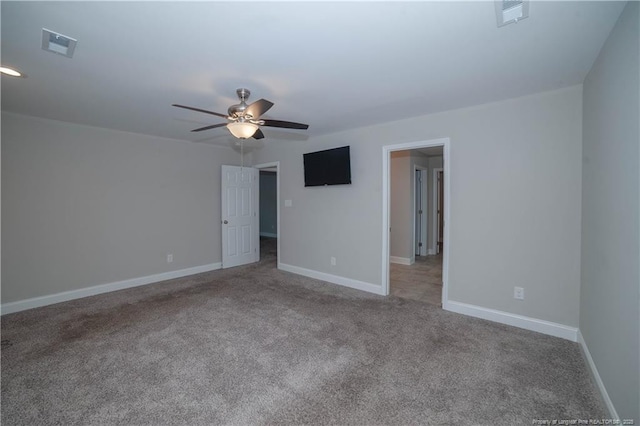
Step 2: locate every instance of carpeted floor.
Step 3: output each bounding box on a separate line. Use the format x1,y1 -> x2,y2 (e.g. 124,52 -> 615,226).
1,237 -> 605,425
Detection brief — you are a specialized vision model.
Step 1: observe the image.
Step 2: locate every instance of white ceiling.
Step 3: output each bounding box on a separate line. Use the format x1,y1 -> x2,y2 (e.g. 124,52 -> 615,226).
1,1 -> 625,146
417,146 -> 444,157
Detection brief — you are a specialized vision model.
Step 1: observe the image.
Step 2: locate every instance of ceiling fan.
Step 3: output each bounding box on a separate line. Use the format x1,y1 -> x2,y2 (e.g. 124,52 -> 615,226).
172,88 -> 309,140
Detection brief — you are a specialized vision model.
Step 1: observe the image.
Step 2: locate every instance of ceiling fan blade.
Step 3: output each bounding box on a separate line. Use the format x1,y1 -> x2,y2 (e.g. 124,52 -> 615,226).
172,104 -> 228,119
262,119 -> 309,130
252,128 -> 265,140
191,123 -> 227,132
245,99 -> 274,119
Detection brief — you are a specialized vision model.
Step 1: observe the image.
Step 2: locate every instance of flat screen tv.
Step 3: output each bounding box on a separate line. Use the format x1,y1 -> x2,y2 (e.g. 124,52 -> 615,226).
303,146 -> 352,187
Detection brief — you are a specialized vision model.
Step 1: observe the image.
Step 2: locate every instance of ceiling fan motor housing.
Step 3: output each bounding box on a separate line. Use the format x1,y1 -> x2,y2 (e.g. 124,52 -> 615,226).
228,88 -> 251,118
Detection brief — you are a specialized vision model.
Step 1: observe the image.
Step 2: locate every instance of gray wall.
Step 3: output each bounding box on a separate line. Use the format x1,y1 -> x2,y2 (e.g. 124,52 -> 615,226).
580,1 -> 639,420
253,85 -> 583,327
259,171 -> 277,237
389,150 -> 439,261
2,112 -> 239,303
390,151 -> 412,260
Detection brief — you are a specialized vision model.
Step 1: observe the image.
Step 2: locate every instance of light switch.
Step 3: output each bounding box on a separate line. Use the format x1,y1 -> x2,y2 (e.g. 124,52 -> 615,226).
284,199 -> 292,207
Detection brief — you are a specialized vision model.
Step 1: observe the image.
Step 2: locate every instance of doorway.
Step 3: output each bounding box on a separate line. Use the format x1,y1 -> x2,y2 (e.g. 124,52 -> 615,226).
255,162 -> 280,267
382,138 -> 450,306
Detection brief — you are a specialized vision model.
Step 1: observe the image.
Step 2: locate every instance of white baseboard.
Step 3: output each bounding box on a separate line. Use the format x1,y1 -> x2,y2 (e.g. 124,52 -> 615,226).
278,263 -> 385,296
389,256 -> 414,265
1,263 -> 222,315
443,300 -> 578,341
260,232 -> 277,238
577,330 -> 619,419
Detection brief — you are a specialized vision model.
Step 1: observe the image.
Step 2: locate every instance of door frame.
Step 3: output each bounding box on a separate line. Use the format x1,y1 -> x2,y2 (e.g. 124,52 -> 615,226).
254,161 -> 281,267
414,166 -> 429,257
382,138 -> 450,306
432,167 -> 444,255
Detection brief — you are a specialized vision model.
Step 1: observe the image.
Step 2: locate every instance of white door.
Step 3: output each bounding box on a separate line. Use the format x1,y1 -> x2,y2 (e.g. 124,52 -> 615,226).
221,165 -> 259,268
415,169 -> 422,256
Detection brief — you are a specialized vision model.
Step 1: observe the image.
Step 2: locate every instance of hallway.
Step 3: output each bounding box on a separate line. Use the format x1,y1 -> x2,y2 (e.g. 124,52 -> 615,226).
390,254 -> 442,306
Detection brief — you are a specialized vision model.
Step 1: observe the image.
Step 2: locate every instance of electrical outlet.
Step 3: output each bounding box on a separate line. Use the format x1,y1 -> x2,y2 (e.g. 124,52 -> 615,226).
167,253 -> 173,263
330,257 -> 336,266
514,286 -> 524,300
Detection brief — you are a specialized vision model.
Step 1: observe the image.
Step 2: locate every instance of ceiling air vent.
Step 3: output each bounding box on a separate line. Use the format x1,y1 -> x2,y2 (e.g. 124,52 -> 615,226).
495,0 -> 529,27
41,28 -> 77,58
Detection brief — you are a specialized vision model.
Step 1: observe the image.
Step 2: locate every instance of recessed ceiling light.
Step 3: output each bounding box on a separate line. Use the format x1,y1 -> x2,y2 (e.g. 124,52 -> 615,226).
0,66 -> 24,77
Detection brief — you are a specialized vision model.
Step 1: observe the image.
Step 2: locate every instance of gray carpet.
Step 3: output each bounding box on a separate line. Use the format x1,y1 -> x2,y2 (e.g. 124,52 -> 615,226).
1,238 -> 605,425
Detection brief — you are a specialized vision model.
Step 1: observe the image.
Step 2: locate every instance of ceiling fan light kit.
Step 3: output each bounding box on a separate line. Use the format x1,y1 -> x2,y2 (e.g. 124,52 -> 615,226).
173,88 -> 309,140
227,121 -> 259,139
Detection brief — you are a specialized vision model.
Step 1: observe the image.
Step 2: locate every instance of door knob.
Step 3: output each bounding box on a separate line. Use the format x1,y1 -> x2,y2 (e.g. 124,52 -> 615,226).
223,220 -> 228,224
